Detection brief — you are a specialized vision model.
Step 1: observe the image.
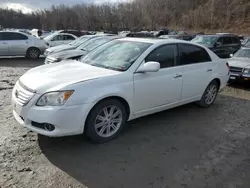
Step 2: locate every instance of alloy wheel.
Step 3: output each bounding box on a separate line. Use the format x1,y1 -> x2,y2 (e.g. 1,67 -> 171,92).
94,105 -> 123,138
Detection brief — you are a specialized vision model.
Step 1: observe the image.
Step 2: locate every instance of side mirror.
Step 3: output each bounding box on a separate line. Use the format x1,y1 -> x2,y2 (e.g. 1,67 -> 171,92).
230,54 -> 233,58
136,61 -> 160,73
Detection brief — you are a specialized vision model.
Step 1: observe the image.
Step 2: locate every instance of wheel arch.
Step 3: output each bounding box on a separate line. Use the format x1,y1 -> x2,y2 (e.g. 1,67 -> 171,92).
83,95 -> 131,133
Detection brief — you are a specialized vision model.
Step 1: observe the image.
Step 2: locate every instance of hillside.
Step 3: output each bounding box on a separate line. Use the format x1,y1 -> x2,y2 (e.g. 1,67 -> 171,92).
0,0 -> 249,33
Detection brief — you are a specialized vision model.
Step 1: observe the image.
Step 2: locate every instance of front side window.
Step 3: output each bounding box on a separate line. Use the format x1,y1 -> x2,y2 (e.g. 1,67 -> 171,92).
52,35 -> 63,41
145,44 -> 177,69
178,44 -> 211,65
80,40 -> 151,71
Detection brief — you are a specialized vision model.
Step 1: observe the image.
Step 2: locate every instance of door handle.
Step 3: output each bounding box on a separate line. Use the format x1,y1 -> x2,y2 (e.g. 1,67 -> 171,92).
207,69 -> 212,72
3,42 -> 7,44
174,74 -> 182,78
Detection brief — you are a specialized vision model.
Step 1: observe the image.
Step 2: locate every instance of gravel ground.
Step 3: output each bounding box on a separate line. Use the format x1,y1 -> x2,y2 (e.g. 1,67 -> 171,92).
1,58 -> 250,188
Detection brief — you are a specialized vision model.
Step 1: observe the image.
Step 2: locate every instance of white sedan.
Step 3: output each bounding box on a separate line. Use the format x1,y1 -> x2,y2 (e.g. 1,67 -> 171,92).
43,33 -> 77,47
12,38 -> 229,143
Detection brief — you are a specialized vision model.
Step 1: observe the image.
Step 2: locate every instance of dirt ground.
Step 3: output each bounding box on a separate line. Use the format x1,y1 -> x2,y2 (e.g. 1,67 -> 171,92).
1,58 -> 250,188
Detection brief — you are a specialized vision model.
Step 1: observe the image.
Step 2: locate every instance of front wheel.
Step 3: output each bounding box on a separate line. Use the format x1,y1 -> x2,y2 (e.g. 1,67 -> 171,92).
197,80 -> 219,108
85,99 -> 127,143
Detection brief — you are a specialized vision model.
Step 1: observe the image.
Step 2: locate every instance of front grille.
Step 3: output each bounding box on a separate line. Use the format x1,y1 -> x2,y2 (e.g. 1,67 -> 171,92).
14,81 -> 35,106
229,66 -> 243,74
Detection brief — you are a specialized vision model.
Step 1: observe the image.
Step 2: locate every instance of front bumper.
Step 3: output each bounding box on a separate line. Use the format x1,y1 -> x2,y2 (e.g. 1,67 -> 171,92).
229,73 -> 250,81
44,57 -> 59,64
12,88 -> 93,137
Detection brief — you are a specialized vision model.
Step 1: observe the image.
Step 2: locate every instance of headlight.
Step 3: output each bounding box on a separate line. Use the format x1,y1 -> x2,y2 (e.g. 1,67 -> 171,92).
36,90 -> 74,106
243,69 -> 250,74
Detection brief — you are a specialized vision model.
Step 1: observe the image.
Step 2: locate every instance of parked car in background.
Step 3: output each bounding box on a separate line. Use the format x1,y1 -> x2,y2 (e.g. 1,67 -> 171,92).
191,34 -> 241,58
44,35 -> 100,57
126,32 -> 155,38
43,33 -> 77,47
12,38 -> 229,143
57,30 -> 91,37
159,34 -> 195,41
228,47 -> 250,81
45,36 -> 121,64
242,37 -> 250,46
0,31 -> 47,59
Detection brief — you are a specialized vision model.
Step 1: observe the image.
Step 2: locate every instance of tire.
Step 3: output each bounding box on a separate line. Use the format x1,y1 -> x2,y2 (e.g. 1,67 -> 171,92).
26,47 -> 40,59
197,80 -> 219,108
85,99 -> 127,143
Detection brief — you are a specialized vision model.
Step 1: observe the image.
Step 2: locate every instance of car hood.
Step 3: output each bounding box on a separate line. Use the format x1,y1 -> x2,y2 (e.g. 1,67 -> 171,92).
19,60 -> 120,93
228,58 -> 250,68
48,49 -> 87,60
47,44 -> 76,53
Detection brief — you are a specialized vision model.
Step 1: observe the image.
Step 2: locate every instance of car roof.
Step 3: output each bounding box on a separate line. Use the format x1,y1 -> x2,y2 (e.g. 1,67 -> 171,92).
118,37 -> 198,45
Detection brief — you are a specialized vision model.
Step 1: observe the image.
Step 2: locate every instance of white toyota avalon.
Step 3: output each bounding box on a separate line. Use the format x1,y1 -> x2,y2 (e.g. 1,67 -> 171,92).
12,38 -> 229,143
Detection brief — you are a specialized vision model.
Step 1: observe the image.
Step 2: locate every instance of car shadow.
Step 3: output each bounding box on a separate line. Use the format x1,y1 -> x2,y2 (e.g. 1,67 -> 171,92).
0,57 -> 44,68
38,95 -> 249,188
228,81 -> 250,91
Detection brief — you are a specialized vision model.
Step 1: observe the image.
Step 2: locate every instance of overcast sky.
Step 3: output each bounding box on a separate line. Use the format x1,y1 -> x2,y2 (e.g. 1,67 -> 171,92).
1,0 -> 128,13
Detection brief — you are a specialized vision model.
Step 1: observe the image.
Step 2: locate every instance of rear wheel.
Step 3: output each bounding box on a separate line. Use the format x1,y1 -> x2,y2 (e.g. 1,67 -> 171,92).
197,80 -> 219,107
26,47 -> 40,59
85,99 -> 127,143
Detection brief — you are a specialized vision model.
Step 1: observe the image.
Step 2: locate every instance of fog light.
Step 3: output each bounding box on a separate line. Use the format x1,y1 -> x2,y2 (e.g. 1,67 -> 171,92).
44,123 -> 55,131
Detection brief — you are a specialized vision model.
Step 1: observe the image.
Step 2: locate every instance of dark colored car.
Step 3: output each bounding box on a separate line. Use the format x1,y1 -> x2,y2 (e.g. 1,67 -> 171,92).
191,34 -> 241,58
126,32 -> 155,38
159,34 -> 195,41
60,30 -> 92,37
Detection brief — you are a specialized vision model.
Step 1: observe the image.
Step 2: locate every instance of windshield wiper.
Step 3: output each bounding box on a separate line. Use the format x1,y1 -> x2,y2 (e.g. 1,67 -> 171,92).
91,64 -> 124,71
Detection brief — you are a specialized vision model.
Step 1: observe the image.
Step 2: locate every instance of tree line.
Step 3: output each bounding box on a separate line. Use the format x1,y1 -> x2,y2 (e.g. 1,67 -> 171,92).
0,0 -> 249,33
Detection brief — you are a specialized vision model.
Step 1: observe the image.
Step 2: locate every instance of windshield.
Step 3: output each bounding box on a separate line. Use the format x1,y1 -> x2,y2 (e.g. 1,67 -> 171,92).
80,40 -> 151,71
77,37 -> 111,52
234,49 -> 250,58
69,36 -> 91,46
191,36 -> 217,45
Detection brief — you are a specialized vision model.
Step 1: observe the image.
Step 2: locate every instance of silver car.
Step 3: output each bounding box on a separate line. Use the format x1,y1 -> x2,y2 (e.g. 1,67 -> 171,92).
45,36 -> 121,64
44,34 -> 115,57
0,31 -> 47,59
228,47 -> 250,81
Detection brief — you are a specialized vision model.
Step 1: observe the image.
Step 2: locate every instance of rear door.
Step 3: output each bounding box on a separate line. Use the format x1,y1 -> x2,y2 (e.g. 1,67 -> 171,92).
3,32 -> 29,56
0,32 -> 9,55
177,44 -> 213,100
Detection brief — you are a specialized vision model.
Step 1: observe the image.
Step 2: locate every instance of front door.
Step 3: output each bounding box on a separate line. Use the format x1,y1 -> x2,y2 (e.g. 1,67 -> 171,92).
5,33 -> 30,55
134,44 -> 183,114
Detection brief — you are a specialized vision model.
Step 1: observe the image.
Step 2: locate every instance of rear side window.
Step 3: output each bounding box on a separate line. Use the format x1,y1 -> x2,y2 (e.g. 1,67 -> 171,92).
222,37 -> 232,44
64,35 -> 75,40
2,32 -> 28,40
178,44 -> 211,65
232,37 -> 240,44
145,44 -> 177,69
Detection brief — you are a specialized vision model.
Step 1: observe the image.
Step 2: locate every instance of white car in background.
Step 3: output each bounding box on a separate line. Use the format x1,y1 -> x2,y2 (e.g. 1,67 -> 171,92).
12,38 -> 229,143
43,33 -> 77,47
0,31 -> 47,59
